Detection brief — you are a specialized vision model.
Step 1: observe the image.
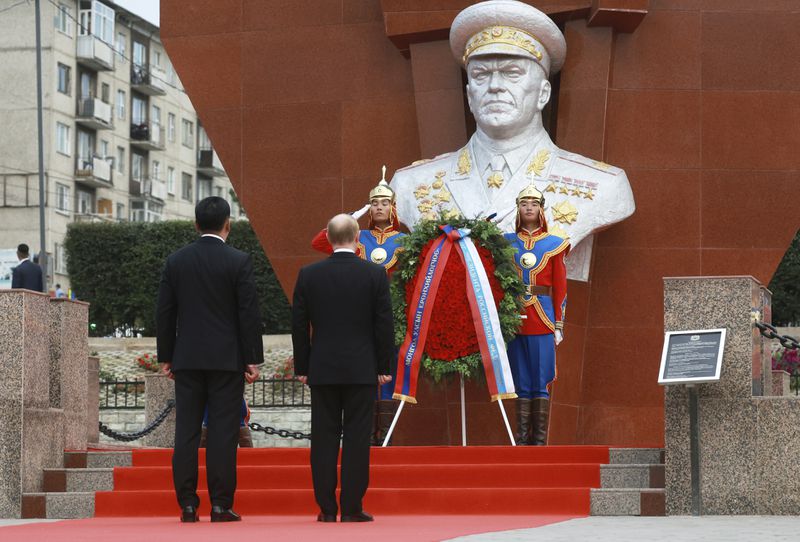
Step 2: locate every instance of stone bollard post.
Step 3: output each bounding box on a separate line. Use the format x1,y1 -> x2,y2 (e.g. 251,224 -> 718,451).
87,355 -> 100,444
144,373 -> 176,447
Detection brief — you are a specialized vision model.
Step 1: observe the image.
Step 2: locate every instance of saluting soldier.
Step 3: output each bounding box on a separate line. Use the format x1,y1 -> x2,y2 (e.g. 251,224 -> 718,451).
505,184 -> 568,445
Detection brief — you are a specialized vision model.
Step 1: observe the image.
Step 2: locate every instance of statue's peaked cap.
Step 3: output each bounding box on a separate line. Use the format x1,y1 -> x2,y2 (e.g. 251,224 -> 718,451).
450,0 -> 567,75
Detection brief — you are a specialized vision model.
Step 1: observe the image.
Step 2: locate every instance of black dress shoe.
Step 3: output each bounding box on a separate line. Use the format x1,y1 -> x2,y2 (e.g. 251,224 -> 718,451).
210,506 -> 241,522
340,511 -> 374,522
180,506 -> 199,523
317,513 -> 337,522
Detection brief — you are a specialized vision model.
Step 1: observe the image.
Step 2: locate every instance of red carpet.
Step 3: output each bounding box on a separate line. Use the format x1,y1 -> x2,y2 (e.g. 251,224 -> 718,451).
95,446 -> 608,517
0,515 -> 578,542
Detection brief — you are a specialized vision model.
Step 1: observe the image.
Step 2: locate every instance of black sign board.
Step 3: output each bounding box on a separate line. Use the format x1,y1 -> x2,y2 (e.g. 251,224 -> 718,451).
658,329 -> 726,385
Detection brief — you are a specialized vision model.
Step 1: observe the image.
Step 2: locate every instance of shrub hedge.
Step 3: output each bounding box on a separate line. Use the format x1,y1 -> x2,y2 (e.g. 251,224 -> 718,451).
64,220 -> 290,336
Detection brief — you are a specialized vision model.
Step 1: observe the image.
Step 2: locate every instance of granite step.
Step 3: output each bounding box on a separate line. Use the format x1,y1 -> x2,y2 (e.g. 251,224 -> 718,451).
590,488 -> 665,516
608,448 -> 664,465
600,464 -> 665,489
64,450 -> 132,469
42,468 -> 114,492
21,492 -> 95,519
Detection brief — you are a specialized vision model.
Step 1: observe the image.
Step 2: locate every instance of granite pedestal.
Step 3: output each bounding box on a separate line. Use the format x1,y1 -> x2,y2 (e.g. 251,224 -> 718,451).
664,276 -> 800,515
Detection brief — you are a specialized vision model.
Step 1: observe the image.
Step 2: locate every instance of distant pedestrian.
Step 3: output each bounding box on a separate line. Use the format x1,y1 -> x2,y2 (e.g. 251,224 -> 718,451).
55,283 -> 66,298
11,243 -> 44,292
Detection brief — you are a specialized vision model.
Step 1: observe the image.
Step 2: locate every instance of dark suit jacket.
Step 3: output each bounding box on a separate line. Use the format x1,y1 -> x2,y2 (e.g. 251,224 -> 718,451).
156,236 -> 264,372
11,259 -> 44,292
291,251 -> 394,386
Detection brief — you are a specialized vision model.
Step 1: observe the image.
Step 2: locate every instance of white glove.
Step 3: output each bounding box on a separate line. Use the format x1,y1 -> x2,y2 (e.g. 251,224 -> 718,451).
554,329 -> 563,346
351,203 -> 370,220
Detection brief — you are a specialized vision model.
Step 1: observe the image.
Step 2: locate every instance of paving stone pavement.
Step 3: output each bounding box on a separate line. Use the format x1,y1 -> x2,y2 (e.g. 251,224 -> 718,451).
447,516 -> 800,541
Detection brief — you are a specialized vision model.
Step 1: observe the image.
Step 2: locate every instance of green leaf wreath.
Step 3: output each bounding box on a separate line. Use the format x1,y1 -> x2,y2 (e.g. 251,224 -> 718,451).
391,213 -> 525,382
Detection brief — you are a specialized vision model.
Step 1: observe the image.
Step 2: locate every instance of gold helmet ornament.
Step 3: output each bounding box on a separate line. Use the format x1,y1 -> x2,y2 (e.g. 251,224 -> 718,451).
369,165 -> 395,202
515,183 -> 548,232
516,183 -> 545,206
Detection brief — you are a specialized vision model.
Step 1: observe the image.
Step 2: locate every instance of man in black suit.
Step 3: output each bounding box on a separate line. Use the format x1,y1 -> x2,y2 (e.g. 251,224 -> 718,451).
156,196 -> 263,523
292,214 -> 394,523
11,244 -> 44,292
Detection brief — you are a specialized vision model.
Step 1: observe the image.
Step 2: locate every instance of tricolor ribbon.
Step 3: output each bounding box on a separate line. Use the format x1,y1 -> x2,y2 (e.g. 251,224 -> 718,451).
393,226 -> 516,403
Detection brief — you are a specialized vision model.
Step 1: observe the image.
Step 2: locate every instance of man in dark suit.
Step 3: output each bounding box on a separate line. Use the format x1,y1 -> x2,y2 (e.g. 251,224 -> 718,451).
156,196 -> 263,523
11,243 -> 44,292
292,213 -> 394,523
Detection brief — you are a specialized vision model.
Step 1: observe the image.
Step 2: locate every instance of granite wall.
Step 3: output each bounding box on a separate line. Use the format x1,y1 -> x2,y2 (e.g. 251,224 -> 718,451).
0,291 -> 91,518
664,276 -> 800,515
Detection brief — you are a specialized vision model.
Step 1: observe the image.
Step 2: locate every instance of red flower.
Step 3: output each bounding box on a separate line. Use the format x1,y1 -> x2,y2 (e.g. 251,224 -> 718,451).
404,237 -> 504,361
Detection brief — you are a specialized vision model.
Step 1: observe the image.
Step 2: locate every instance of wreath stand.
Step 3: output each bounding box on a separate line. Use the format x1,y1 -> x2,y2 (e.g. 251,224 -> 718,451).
382,374 -> 516,447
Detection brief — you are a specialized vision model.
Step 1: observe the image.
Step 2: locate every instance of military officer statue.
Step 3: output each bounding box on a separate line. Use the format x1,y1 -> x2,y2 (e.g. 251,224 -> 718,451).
310,171 -> 405,445
389,0 -> 635,281
505,184 -> 568,445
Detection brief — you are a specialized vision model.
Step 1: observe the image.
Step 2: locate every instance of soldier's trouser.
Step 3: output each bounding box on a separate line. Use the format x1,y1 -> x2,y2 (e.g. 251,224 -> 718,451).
507,333 -> 556,399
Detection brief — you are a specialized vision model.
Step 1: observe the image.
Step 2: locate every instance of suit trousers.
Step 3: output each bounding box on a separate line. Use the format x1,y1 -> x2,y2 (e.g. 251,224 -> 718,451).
310,384 -> 376,516
172,369 -> 244,509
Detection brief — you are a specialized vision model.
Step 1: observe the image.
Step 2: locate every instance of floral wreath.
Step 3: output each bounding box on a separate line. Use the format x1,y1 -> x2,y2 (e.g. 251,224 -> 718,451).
390,214 -> 525,381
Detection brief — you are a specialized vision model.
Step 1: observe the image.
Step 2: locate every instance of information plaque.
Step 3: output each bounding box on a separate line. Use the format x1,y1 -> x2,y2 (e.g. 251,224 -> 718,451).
658,329 -> 726,385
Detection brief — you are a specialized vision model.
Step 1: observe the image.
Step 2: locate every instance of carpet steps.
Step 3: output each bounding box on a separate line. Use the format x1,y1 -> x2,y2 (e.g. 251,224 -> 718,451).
94,446 -> 608,516
113,463 -> 602,490
95,487 -> 591,516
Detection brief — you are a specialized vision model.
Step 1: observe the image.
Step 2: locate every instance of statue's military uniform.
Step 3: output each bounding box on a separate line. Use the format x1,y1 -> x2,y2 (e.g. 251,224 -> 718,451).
389,131 -> 633,281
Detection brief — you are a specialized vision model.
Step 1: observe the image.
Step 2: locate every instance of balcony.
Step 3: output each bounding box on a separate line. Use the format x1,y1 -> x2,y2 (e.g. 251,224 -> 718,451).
73,213 -> 114,223
131,64 -> 167,96
76,96 -> 113,130
197,148 -> 226,177
129,176 -> 167,202
130,122 -> 166,151
75,156 -> 113,188
76,35 -> 114,71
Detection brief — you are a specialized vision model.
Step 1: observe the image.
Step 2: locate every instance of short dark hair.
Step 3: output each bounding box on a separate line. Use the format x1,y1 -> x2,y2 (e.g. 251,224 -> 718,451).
195,197 -> 231,232
17,243 -> 29,255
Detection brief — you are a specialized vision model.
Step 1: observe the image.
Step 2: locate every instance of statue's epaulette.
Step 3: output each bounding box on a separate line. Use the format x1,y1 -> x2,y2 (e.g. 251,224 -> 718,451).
395,151 -> 455,173
555,149 -> 622,176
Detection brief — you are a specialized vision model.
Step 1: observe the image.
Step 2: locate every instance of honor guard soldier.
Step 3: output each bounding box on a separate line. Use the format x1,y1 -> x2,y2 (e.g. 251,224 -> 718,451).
504,183 -> 568,445
310,169 -> 405,444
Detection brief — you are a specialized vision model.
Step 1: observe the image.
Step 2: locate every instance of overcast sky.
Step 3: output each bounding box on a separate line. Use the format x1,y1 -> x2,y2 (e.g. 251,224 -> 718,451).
115,0 -> 159,26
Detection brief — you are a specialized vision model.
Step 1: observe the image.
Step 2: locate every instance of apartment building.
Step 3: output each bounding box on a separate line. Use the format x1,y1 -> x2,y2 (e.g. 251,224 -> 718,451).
0,0 -> 243,291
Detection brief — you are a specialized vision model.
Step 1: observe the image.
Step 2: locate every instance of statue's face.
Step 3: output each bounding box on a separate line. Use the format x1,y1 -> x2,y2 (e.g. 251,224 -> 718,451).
466,56 -> 551,137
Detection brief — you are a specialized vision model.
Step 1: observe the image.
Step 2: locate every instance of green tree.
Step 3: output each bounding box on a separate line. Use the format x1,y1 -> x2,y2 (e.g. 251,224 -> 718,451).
769,230 -> 800,326
64,220 -> 290,336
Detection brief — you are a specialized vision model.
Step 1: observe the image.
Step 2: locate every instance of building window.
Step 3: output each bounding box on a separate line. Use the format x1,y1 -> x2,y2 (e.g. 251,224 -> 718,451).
56,122 -> 71,156
167,166 -> 175,194
100,139 -> 109,158
116,90 -> 125,119
116,32 -> 126,61
54,243 -> 67,274
197,178 -> 212,201
167,113 -> 176,142
56,183 -> 71,212
54,4 -> 72,36
116,146 -> 125,174
181,172 -> 192,201
153,50 -> 162,68
152,160 -> 160,181
101,82 -> 110,103
116,202 -> 125,221
131,152 -> 145,182
76,190 -> 94,215
93,1 -> 115,45
57,63 -> 70,95
181,119 -> 193,148
151,105 -> 161,128
132,95 -> 146,125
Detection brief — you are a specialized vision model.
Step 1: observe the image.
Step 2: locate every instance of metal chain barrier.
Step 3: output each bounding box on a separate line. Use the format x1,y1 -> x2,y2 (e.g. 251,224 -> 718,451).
248,421 -> 311,441
754,321 -> 800,350
98,400 -> 175,442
